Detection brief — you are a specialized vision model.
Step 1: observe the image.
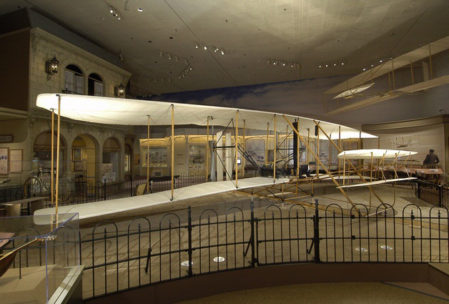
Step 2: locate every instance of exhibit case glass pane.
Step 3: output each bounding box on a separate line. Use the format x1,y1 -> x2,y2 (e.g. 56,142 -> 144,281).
0,213 -> 80,304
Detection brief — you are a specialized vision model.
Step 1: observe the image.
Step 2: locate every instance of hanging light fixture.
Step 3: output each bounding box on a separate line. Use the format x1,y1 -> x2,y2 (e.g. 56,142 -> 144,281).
114,83 -> 126,97
45,57 -> 59,79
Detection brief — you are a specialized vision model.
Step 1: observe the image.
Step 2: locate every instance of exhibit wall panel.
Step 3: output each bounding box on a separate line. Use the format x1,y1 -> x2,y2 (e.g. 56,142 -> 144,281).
363,124 -> 445,169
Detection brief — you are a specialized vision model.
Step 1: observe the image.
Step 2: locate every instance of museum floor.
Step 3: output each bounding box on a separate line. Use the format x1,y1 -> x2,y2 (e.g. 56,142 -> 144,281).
178,282 -> 449,304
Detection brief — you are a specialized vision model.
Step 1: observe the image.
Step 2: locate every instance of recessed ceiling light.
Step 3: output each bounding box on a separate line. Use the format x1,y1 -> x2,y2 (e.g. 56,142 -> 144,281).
203,46 -> 207,50
137,8 -> 143,12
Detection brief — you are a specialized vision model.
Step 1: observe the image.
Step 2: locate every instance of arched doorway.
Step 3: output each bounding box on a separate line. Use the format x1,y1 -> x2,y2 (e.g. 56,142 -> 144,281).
103,137 -> 121,182
124,143 -> 133,180
72,134 -> 97,187
33,131 -> 66,175
31,131 -> 66,195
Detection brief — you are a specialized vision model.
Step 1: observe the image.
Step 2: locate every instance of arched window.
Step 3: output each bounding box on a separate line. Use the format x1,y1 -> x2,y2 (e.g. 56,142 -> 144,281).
64,64 -> 84,94
88,73 -> 104,96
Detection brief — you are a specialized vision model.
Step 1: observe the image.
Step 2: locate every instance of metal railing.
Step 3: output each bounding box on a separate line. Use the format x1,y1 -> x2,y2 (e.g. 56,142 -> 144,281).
77,199 -> 449,299
2,198 -> 448,299
415,179 -> 449,208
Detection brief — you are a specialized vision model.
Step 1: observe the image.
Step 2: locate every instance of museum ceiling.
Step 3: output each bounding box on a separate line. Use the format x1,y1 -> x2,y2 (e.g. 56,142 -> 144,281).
1,0 -> 449,96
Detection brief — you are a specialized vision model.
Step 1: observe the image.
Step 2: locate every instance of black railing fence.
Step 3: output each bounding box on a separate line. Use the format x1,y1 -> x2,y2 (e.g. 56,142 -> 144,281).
0,185 -> 24,203
2,198 -> 448,300
60,174 -> 207,205
77,199 -> 449,299
416,179 -> 449,208
0,175 -> 209,211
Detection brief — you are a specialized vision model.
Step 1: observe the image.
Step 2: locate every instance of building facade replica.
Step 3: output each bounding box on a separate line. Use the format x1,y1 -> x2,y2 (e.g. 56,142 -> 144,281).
0,9 -> 133,193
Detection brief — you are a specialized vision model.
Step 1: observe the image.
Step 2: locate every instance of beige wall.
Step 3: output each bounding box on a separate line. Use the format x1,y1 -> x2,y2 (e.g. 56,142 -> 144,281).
364,125 -> 445,168
0,27 -> 133,185
29,27 -> 131,110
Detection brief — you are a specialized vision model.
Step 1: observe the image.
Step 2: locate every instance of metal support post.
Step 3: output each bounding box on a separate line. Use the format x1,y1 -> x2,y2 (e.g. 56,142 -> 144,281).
235,110 -> 239,188
171,105 -> 175,201
206,116 -> 210,182
50,109 -> 54,206
55,95 -> 61,224
187,206 -> 193,276
250,196 -> 257,267
146,115 -> 151,193
265,122 -> 269,166
273,114 -> 277,182
313,199 -> 320,263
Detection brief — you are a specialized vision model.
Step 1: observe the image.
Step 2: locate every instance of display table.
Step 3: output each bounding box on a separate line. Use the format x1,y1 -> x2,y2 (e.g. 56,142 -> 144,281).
0,196 -> 48,216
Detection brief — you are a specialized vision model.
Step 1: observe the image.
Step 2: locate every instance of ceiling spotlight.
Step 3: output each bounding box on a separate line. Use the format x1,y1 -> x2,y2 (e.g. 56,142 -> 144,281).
379,59 -> 383,63
273,61 -> 278,66
318,65 -> 322,69
371,64 -> 374,67
214,47 -> 219,53
333,63 -> 337,67
362,68 -> 366,71
109,6 -> 122,20
203,46 -> 207,50
137,8 -> 144,12
195,44 -> 199,49
189,66 -> 193,71
282,62 -> 286,67
341,62 -> 344,66
220,50 -> 225,55
290,64 -> 295,68
167,54 -> 172,60
325,64 -> 328,68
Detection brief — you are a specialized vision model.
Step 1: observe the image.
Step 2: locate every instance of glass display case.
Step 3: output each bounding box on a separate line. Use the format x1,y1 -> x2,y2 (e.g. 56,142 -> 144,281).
0,213 -> 80,304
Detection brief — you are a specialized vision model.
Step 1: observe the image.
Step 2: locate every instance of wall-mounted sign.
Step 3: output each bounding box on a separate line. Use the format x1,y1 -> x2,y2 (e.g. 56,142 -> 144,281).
0,148 -> 8,175
0,135 -> 13,143
10,149 -> 22,173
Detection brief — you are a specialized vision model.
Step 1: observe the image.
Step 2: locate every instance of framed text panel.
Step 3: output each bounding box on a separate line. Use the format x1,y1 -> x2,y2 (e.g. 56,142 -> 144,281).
0,148 -> 9,175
